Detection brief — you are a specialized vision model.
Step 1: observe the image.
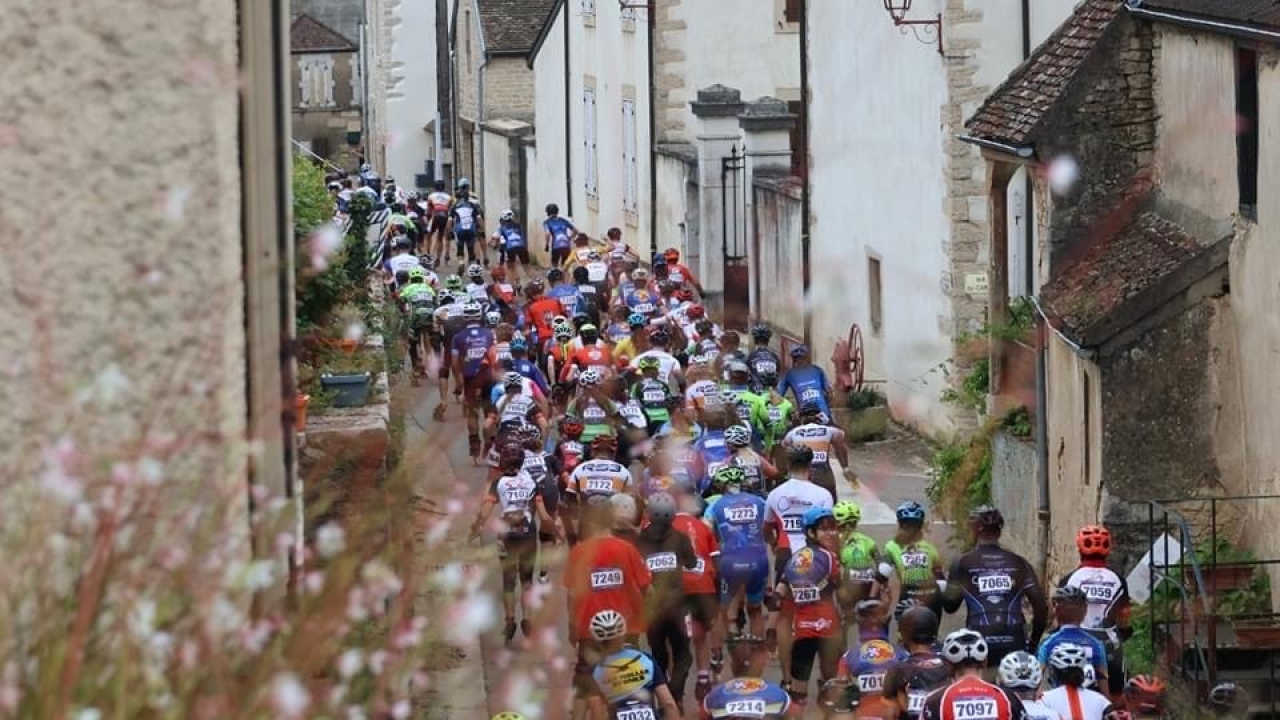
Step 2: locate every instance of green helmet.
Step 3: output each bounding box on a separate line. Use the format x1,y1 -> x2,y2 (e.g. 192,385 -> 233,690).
712,464 -> 747,487
408,267 -> 426,282
833,500 -> 862,526
445,275 -> 464,291
637,356 -> 661,371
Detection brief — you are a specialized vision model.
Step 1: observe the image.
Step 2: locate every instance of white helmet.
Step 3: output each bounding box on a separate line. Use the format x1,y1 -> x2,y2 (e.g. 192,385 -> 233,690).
467,263 -> 484,278
587,251 -> 601,261
941,629 -> 989,665
724,424 -> 752,447
632,266 -> 650,280
579,368 -> 604,387
461,302 -> 483,318
611,493 -> 638,525
1082,664 -> 1098,689
997,651 -> 1043,690
502,372 -> 524,389
500,209 -> 515,222
1047,642 -> 1090,671
486,310 -> 502,326
589,609 -> 627,641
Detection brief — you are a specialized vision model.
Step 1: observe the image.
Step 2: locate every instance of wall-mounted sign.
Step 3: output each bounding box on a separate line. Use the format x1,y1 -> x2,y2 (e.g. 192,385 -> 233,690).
964,272 -> 989,294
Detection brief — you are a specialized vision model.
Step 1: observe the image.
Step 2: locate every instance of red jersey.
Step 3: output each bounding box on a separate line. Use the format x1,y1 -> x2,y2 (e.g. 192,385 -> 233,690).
564,536 -> 652,639
560,344 -> 614,382
783,545 -> 842,639
489,281 -> 516,304
526,296 -> 564,338
672,513 -> 719,595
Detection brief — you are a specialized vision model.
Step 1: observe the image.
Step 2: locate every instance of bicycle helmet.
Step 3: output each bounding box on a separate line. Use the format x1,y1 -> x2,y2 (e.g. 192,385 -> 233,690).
1076,525 -> 1112,556
941,629 -> 989,665
674,287 -> 694,302
457,178 -> 471,190
579,368 -> 604,387
970,505 -> 1005,533
554,324 -> 574,341
500,209 -> 515,222
438,292 -> 457,306
486,310 -> 502,326
420,253 -> 436,269
526,278 -> 545,294
547,268 -> 564,283
803,506 -> 835,531
790,344 -> 810,358
799,401 -> 823,420
390,236 -> 411,251
636,356 -> 661,372
787,445 -> 814,468
832,500 -> 862,526
499,444 -> 526,472
587,250 -> 601,261
611,492 -> 638,524
510,336 -> 528,352
1052,585 -> 1088,605
408,266 -> 426,282
899,605 -> 940,643
559,416 -> 584,439
647,492 -> 678,525
632,266 -> 650,281
896,501 -> 926,524
491,714 -> 525,720
461,302 -> 483,318
627,312 -> 646,327
1103,710 -> 1132,720
724,424 -> 752,447
589,609 -> 627,641
445,275 -> 464,291
687,304 -> 705,320
1124,675 -> 1167,714
591,433 -> 617,452
649,328 -> 670,346
750,323 -> 772,341
502,372 -> 524,390
1047,643 -> 1090,671
997,651 -> 1043,690
1209,682 -> 1248,712
579,324 -> 599,342
663,247 -> 680,261
855,598 -> 883,618
712,464 -> 747,488
467,263 -> 483,279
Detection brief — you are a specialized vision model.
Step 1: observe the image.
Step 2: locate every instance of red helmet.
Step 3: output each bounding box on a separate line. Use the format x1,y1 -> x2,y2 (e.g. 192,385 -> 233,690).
1076,525 -> 1112,557
559,416 -> 584,439
1124,675 -> 1167,714
674,288 -> 694,302
663,247 -> 680,262
687,304 -> 705,320
490,265 -> 507,280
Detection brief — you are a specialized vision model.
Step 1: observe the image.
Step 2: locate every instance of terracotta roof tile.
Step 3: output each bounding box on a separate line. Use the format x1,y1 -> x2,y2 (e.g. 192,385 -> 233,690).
1136,0 -> 1280,29
291,14 -> 357,53
1040,212 -> 1203,339
965,0 -> 1123,148
479,0 -> 560,53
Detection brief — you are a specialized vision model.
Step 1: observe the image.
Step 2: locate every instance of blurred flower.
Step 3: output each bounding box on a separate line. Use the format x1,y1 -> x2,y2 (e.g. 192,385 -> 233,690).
1047,155 -> 1079,195
316,523 -> 346,558
270,673 -> 310,718
338,649 -> 363,679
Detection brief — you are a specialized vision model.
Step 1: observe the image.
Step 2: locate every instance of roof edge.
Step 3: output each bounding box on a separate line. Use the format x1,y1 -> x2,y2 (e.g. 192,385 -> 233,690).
957,134 -> 1036,159
527,0 -> 566,68
1127,4 -> 1280,41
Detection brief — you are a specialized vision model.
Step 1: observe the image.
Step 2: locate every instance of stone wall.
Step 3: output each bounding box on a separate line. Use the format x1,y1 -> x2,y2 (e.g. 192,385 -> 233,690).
484,58 -> 537,122
654,0 -> 688,142
991,430 -> 1042,563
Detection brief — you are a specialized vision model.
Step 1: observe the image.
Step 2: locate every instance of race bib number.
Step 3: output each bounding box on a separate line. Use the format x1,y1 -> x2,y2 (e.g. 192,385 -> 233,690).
692,557 -> 706,574
1081,582 -> 1115,601
726,505 -> 758,523
902,552 -> 929,568
792,586 -> 820,604
951,698 -> 998,720
590,569 -> 623,589
503,488 -> 532,503
583,407 -> 606,421
496,349 -> 512,362
977,574 -> 1014,593
908,692 -> 928,714
621,405 -> 644,420
754,360 -> 777,375
801,388 -> 821,401
646,552 -> 679,572
848,567 -> 876,582
617,707 -> 656,720
735,404 -> 753,422
812,450 -> 828,463
585,477 -> 615,493
858,673 -> 885,693
669,271 -> 684,283
466,346 -> 486,360
563,441 -> 584,456
724,700 -> 765,716
782,515 -> 804,532
766,406 -> 783,423
642,389 -> 665,403
458,216 -> 474,230
633,303 -> 654,314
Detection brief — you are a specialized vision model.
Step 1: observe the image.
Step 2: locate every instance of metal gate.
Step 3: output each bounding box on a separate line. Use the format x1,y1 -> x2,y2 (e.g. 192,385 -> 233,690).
721,145 -> 750,331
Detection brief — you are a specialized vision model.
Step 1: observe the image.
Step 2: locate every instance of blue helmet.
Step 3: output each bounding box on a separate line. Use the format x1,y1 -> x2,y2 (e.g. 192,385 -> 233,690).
896,501 -> 926,524
510,336 -> 528,351
803,506 -> 835,531
627,312 -> 646,327
790,344 -> 810,358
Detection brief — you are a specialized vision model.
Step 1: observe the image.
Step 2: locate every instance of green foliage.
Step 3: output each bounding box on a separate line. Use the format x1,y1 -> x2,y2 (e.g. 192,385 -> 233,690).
1002,406 -> 1033,437
989,296 -> 1036,341
293,155 -> 334,238
847,386 -> 887,412
927,419 -> 997,543
941,357 -> 989,411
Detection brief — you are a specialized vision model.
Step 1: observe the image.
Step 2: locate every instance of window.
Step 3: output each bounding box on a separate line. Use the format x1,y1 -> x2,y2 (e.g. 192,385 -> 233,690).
348,55 -> 362,107
1236,47 -> 1258,218
582,0 -> 596,24
583,86 -> 598,197
784,0 -> 803,23
298,55 -> 336,108
788,100 -> 804,177
868,257 -> 882,334
622,97 -> 638,214
465,10 -> 473,72
620,1 -> 637,27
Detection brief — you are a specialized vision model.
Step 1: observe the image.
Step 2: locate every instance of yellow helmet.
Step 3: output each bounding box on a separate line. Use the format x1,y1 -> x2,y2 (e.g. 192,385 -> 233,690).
492,714 -> 526,720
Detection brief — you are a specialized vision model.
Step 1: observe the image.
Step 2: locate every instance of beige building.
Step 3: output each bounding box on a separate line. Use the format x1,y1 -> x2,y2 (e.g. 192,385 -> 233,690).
291,14 -> 363,168
967,0 -> 1280,592
0,1 -> 294,596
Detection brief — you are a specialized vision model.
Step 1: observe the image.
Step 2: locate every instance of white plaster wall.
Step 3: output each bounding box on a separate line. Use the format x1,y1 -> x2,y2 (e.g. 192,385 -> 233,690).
531,7 -> 569,261
655,152 -> 695,260
1044,332 -> 1104,580
808,0 -> 951,434
968,0 -> 1079,90
386,0 -> 437,189
482,128 -> 511,216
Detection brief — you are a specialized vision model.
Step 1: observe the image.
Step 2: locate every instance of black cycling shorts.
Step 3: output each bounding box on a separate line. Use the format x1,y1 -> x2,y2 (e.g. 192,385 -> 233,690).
428,213 -> 449,233
790,635 -> 843,687
499,535 -> 537,589
685,593 -> 718,630
506,246 -> 531,265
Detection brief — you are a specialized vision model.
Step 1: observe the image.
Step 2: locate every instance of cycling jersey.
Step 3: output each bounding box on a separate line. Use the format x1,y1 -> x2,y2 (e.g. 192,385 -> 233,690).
702,677 -> 791,720
525,296 -> 564,340
778,365 -> 832,417
604,321 -> 630,345
585,260 -> 609,284
884,539 -> 944,609
618,399 -> 648,431
945,543 -> 1045,659
451,199 -> 482,232
634,378 -> 673,424
565,536 -> 651,638
489,471 -> 540,541
565,458 -> 633,499
692,429 -> 731,494
630,350 -> 681,390
1040,686 -> 1111,720
709,492 -> 770,582
663,433 -> 701,486
451,326 -> 495,377
684,378 -> 721,410
464,282 -> 489,304
638,525 -> 698,617
764,478 -> 834,550
672,512 -> 719,595
494,391 -> 539,425
838,639 -> 904,716
557,438 -> 586,477
1060,561 -> 1130,637
489,281 -> 517,305
497,224 -> 526,249
724,385 -> 768,436
728,449 -> 768,495
488,377 -> 545,407
567,397 -> 618,442
625,288 -> 659,316
544,216 -> 576,249
560,344 -> 614,383
784,423 -> 839,467
547,283 -> 580,315
746,347 -> 782,383
840,532 -> 881,587
387,253 -> 420,281
590,647 -> 667,717
759,397 -> 793,451
782,545 -> 842,639
510,358 -> 551,395
921,676 -> 1027,720
638,470 -> 681,499
883,650 -> 950,720
1037,626 -> 1108,684
425,191 -> 452,218
1017,698 -> 1060,720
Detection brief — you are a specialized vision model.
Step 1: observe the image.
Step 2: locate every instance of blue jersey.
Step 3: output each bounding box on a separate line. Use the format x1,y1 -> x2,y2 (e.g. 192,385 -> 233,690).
544,216 -> 576,249
695,429 -> 731,494
450,326 -> 494,378
625,288 -> 659,315
778,365 -> 831,416
703,677 -> 791,719
511,358 -> 550,394
1037,626 -> 1108,684
590,647 -> 667,711
547,284 -> 580,315
710,492 -> 769,557
839,639 -> 905,698
498,224 -> 526,249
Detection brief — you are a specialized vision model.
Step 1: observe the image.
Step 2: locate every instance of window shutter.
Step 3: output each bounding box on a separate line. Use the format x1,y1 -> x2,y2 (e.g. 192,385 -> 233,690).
784,0 -> 803,23
622,99 -> 638,213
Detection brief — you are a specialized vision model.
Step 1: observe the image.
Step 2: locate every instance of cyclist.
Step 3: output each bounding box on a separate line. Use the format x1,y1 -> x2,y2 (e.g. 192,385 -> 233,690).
921,629 -> 1028,720
832,501 -> 884,628
1037,585 -> 1108,689
723,362 -> 768,444
508,336 -> 551,397
880,501 -> 947,620
776,506 -> 845,707
424,180 -> 453,260
707,465 -> 771,647
702,677 -> 792,720
781,401 -> 852,502
399,269 -> 437,384
827,637 -> 903,720
633,355 -> 676,437
470,445 -> 553,646
661,247 -> 705,297
671,482 -> 723,702
777,344 -> 833,422
725,424 -> 778,496
451,181 -> 485,266
638,492 -> 700,705
997,652 -> 1058,720
1208,682 -> 1249,719
451,301 -> 496,462
585,610 -> 684,720
543,203 -> 577,268
882,606 -> 949,720
746,324 -> 782,392
1040,643 -> 1114,720
559,324 -> 613,385
1122,676 -> 1166,720
1060,524 -> 1131,695
756,370 -> 793,469
631,329 -> 685,394
491,209 -> 529,281
942,506 -> 1048,667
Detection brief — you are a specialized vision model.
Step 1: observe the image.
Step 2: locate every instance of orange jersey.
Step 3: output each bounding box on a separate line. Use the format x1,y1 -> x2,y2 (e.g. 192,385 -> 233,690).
672,513 -> 719,595
526,296 -> 564,338
560,344 -> 614,382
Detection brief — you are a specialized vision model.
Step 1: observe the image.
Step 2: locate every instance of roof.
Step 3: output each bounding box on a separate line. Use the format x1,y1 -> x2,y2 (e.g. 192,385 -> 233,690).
527,0 -> 566,67
290,0 -> 363,49
479,0 -> 560,54
291,14 -> 357,53
1040,211 -> 1203,342
964,0 -> 1124,149
1131,0 -> 1280,31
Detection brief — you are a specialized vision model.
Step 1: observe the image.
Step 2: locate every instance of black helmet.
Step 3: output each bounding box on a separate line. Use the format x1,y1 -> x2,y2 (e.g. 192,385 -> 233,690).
787,445 -> 814,469
572,266 -> 590,284
750,323 -> 772,341
970,505 -> 1005,534
547,268 -> 564,283
546,202 -> 559,215
434,179 -> 445,191
1053,585 -> 1088,605
799,401 -> 823,419
899,606 -> 940,644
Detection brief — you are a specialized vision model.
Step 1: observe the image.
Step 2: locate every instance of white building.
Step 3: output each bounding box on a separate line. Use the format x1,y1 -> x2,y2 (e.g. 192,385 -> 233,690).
385,0 -> 449,190
805,0 -> 1078,438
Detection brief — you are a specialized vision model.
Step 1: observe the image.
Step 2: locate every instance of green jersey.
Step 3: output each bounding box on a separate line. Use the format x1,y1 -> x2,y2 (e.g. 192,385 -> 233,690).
759,395 -> 793,450
724,386 -> 768,435
883,540 -> 943,594
839,532 -> 880,584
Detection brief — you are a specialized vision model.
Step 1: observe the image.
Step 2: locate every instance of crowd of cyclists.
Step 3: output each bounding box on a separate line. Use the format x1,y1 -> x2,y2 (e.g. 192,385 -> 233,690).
353,175 -> 1247,720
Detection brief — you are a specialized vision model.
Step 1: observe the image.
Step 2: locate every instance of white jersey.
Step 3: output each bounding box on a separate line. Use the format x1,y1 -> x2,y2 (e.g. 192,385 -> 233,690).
421,269 -> 441,289
685,379 -> 720,408
465,282 -> 489,303
387,253 -> 420,277
496,392 -> 538,424
492,472 -> 539,533
783,423 -> 840,466
1019,698 -> 1063,720
764,478 -> 834,550
1040,687 -> 1111,720
1061,565 -> 1128,631
631,350 -> 681,390
585,260 -> 609,283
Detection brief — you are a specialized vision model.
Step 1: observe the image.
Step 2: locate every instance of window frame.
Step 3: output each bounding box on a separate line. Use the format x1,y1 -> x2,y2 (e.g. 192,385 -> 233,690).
622,96 -> 639,215
583,85 -> 598,198
1235,46 -> 1259,220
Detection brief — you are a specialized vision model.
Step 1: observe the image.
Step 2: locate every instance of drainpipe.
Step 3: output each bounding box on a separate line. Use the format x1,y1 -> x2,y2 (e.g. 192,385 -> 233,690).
449,48 -> 459,182
564,2 -> 574,216
647,3 -> 658,260
799,0 -> 812,345
478,58 -> 488,184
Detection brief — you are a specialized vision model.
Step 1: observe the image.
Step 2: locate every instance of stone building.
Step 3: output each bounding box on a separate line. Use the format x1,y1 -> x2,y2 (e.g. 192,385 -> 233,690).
967,0 -> 1280,588
291,14 -> 363,169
